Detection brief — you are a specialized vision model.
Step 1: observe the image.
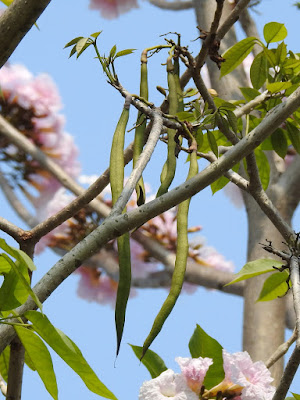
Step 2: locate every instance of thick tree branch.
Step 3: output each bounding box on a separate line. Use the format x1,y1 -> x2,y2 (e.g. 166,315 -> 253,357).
6,337 -> 25,400
289,255 -> 300,348
272,347 -> 300,400
0,0 -> 52,68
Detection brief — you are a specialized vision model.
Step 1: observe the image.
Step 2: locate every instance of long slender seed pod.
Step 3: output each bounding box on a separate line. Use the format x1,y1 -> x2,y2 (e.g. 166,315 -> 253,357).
142,141 -> 199,357
110,96 -> 132,356
156,53 -> 178,197
133,50 -> 148,206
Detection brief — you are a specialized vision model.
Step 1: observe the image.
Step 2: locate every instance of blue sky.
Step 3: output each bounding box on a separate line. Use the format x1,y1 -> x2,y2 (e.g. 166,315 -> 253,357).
1,0 -> 300,399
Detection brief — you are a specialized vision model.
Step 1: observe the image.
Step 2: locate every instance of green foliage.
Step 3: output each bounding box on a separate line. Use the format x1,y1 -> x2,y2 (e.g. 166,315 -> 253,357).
130,345 -> 167,378
250,52 -> 268,89
226,259 -> 284,285
257,270 -> 290,302
286,120 -> 300,154
15,326 -> 58,400
254,149 -> 270,190
271,129 -> 288,159
263,22 -> 287,44
189,324 -> 224,389
0,238 -> 42,312
292,393 -> 300,400
221,37 -> 257,77
24,311 -> 117,400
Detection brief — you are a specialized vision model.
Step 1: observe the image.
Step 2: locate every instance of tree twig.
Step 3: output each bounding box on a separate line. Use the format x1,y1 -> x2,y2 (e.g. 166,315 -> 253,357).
266,329 -> 297,369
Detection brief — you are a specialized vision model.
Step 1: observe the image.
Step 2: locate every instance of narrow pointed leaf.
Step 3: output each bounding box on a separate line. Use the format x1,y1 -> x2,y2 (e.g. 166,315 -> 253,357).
250,52 -> 268,89
263,22 -> 287,44
2,254 -> 42,310
189,324 -> 224,389
221,37 -> 256,77
266,81 -> 292,94
115,49 -> 136,58
90,31 -> 102,39
207,131 -> 218,157
254,149 -> 270,190
15,326 -> 58,400
24,311 -> 117,400
286,121 -> 300,154
257,270 -> 289,302
226,259 -> 284,285
292,393 -> 300,400
271,128 -> 288,158
64,37 -> 84,49
130,345 -> 167,378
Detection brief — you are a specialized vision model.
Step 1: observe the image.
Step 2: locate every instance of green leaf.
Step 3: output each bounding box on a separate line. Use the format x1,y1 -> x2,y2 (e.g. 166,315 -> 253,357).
69,46 -> 77,59
263,22 -> 287,44
130,345 -> 167,378
257,270 -> 289,302
211,163 -> 239,194
0,346 -> 10,382
189,325 -> 224,389
90,31 -> 102,39
276,42 -> 287,65
214,98 -> 236,111
24,311 -> 117,400
286,121 -> 300,153
24,349 -> 37,371
263,47 -> 276,68
195,129 -> 203,150
225,110 -> 238,134
207,131 -> 218,157
109,45 -> 117,60
292,393 -> 300,400
15,326 -> 58,400
226,259 -> 284,285
75,38 -> 91,58
183,88 -> 198,98
115,49 -> 136,58
64,37 -> 84,49
0,255 -> 12,274
266,81 -> 292,94
250,52 -> 268,89
0,238 -> 36,272
255,149 -> 270,190
240,87 -> 261,102
221,37 -> 256,77
1,254 -> 42,310
176,111 -> 195,122
271,128 -> 288,158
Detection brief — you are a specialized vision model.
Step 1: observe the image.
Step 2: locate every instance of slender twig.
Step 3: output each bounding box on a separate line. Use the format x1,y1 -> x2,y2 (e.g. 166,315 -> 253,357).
149,0 -> 193,10
272,346 -> 300,400
6,337 -> 25,400
0,217 -> 25,242
234,91 -> 270,118
217,0 -> 251,40
289,255 -> 300,348
196,0 -> 225,71
110,109 -> 163,216
266,329 -> 297,369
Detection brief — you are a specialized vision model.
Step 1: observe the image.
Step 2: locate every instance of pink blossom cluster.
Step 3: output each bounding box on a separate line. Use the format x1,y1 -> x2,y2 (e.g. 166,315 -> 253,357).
139,350 -> 275,400
89,0 -> 138,19
0,64 -> 80,197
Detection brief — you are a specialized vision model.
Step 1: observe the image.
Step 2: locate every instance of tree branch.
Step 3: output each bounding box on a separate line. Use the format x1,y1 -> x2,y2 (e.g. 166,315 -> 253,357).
0,0 -> 52,68
6,336 -> 25,400
289,255 -> 300,348
266,329 -> 297,369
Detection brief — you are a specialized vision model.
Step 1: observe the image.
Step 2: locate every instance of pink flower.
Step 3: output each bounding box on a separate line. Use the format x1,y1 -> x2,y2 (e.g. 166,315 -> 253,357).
76,267 -> 119,307
189,237 -> 235,273
221,350 -> 275,400
175,357 -> 213,394
130,240 -> 159,279
89,0 -> 138,19
139,369 -> 198,400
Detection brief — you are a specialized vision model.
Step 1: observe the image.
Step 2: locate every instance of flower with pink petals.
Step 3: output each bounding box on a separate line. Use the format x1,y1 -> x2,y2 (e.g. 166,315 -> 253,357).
89,0 -> 138,19
139,369 -> 198,400
176,357 -> 213,395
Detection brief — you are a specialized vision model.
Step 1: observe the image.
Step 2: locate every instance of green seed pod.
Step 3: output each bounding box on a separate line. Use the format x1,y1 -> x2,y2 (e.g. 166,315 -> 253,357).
142,142 -> 198,358
110,96 -> 132,356
156,54 -> 178,197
